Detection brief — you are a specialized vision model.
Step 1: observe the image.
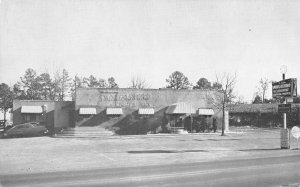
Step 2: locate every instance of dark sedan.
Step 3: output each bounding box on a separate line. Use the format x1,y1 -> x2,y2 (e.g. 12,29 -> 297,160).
3,122 -> 49,138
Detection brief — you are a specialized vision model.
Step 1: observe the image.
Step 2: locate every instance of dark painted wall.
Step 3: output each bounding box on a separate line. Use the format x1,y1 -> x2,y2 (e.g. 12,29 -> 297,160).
54,102 -> 75,128
75,88 -> 223,134
13,100 -> 75,130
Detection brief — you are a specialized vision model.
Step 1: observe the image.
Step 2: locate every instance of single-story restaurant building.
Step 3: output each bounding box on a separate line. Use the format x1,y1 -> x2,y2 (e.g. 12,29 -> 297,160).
13,88 -> 226,135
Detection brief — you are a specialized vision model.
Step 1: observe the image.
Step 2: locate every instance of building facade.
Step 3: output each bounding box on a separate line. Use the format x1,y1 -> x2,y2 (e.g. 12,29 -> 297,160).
12,88 -> 225,135
75,88 -> 223,134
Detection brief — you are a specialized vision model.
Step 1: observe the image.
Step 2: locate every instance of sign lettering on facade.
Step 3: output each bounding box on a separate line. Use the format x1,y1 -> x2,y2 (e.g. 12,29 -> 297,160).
99,93 -> 151,102
97,92 -> 152,108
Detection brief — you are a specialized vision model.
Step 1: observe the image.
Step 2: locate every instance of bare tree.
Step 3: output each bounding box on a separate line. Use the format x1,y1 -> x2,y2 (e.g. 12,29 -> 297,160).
54,69 -> 71,101
128,76 -> 150,89
207,72 -> 237,136
257,78 -> 269,103
235,95 -> 246,104
70,75 -> 84,101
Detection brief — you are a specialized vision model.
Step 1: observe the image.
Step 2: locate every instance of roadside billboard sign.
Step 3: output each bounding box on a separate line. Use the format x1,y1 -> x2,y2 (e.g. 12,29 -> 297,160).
278,104 -> 291,113
272,78 -> 297,99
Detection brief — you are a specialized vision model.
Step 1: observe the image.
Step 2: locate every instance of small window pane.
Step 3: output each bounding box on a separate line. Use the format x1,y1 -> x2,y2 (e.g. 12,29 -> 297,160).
30,115 -> 36,121
24,115 -> 30,122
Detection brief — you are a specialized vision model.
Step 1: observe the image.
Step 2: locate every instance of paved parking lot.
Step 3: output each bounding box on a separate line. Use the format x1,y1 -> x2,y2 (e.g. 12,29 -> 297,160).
1,128 -> 300,175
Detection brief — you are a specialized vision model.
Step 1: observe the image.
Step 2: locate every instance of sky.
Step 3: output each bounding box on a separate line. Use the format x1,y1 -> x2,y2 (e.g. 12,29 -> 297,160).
0,0 -> 300,102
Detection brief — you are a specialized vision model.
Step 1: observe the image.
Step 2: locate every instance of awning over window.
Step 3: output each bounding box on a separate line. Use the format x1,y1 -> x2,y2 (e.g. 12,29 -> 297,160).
198,108 -> 214,116
138,108 -> 155,115
79,108 -> 96,115
166,102 -> 196,114
21,106 -> 43,114
106,108 -> 123,115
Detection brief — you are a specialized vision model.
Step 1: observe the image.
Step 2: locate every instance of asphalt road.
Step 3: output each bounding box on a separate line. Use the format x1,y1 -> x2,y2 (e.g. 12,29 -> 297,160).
1,154 -> 300,187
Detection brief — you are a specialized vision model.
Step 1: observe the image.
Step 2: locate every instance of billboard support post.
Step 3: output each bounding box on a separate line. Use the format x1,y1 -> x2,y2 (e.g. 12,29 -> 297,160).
275,66 -> 298,149
279,66 -> 289,149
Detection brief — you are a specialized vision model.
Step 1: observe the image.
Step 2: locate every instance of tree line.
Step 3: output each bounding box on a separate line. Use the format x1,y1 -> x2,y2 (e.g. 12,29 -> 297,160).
165,71 -> 223,90
1,69 -> 230,102
10,68 -> 119,101
1,68 -> 237,135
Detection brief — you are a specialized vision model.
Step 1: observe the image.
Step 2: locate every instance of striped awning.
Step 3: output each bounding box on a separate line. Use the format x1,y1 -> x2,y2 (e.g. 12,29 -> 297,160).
138,108 -> 155,115
166,102 -> 196,114
21,106 -> 43,114
198,108 -> 214,116
79,108 -> 96,115
106,108 -> 123,115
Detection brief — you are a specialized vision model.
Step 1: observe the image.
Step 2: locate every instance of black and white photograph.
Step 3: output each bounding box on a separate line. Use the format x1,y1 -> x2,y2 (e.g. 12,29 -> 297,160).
0,0 -> 300,186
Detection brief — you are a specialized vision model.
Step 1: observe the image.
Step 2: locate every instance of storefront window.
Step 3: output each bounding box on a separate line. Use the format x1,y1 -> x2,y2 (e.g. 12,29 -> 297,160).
24,114 -> 40,122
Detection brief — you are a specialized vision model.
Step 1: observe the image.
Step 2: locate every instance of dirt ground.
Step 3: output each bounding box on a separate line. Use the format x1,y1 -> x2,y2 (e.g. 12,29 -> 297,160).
1,127 -> 300,175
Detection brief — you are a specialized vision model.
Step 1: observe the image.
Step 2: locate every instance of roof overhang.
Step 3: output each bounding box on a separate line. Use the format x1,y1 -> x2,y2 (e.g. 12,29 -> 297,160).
198,108 -> 214,116
79,108 -> 96,115
138,108 -> 155,115
166,102 -> 196,114
106,108 -> 123,115
21,106 -> 43,114
227,104 -> 278,113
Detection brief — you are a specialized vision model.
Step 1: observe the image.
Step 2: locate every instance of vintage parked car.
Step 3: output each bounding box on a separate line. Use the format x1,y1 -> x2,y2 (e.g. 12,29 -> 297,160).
3,122 -> 49,138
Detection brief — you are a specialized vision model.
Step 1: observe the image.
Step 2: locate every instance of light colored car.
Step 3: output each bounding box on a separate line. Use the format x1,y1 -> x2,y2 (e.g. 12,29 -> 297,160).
3,122 -> 49,138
